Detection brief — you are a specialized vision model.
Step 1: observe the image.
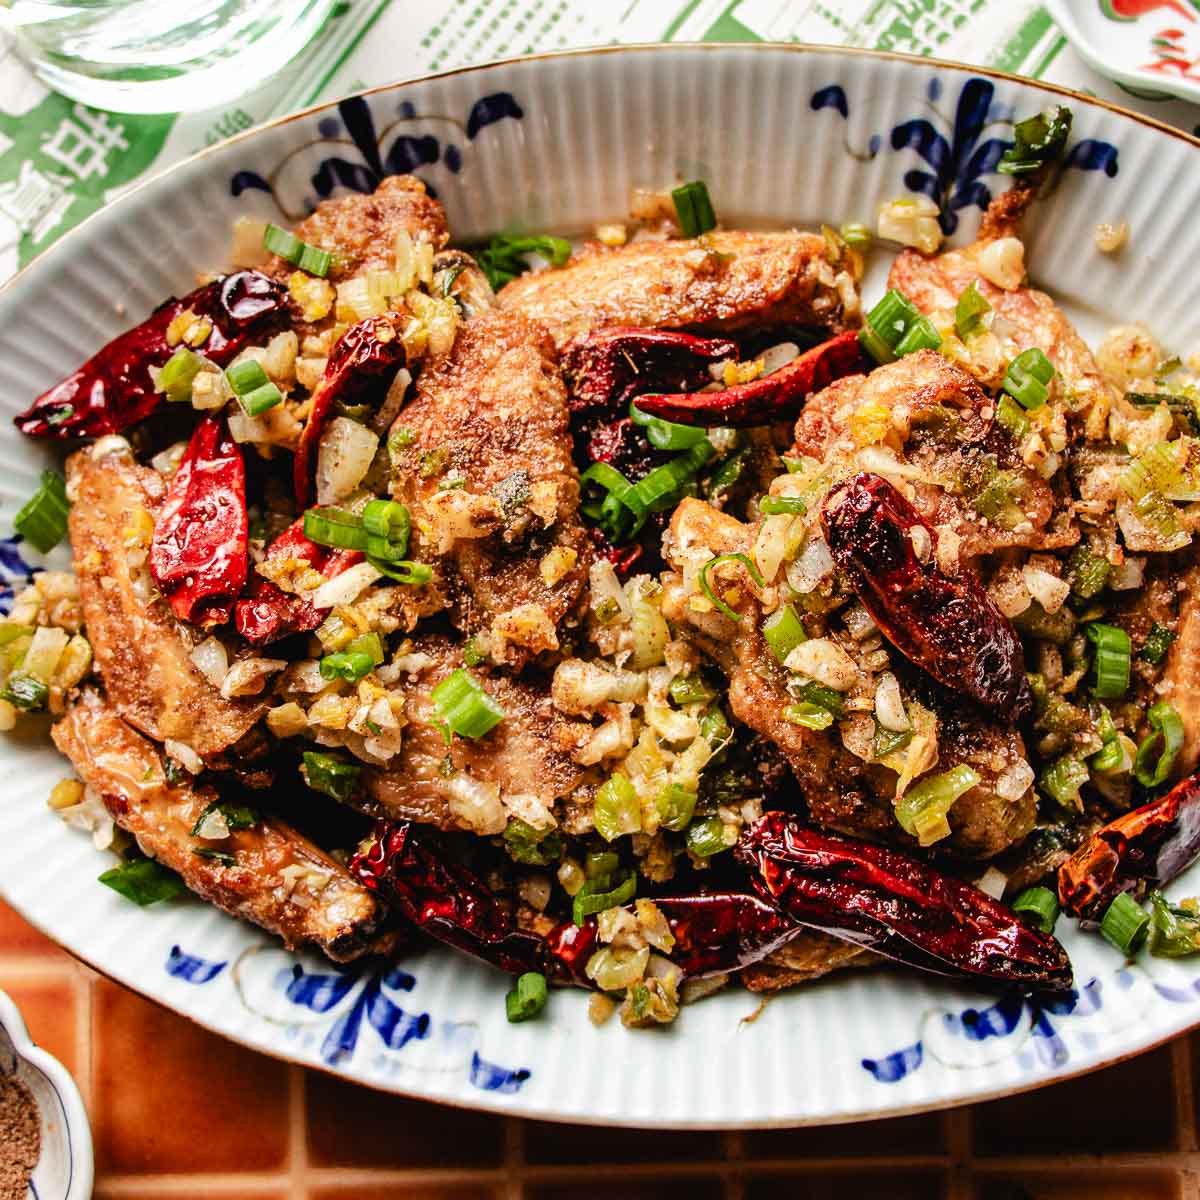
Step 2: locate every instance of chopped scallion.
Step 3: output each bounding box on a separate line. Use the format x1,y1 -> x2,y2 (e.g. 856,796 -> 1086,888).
1099,891 -> 1149,956
671,180 -> 717,238
368,556 -> 434,585
13,470 -> 69,554
1012,885 -> 1059,934
758,495 -> 807,515
685,815 -> 729,858
1039,754 -> 1090,811
698,552 -> 765,621
783,701 -> 834,730
505,971 -> 548,1022
629,402 -> 709,451
995,395 -> 1031,441
594,771 -> 641,842
1147,891 -> 1200,958
473,233 -> 572,292
225,357 -> 282,416
1140,622 -> 1176,666
893,314 -> 942,356
859,288 -> 921,365
657,783 -> 698,833
361,499 -> 411,555
1002,347 -> 1055,411
304,506 -> 368,551
263,222 -> 332,277
301,751 -> 361,802
895,764 -> 980,846
1086,622 -> 1131,699
762,603 -> 807,664
158,346 -> 206,403
319,648 -> 376,683
1134,701 -> 1184,788
997,105 -> 1073,176
98,858 -> 187,906
955,281 -> 991,340
431,668 -> 505,739
0,673 -> 47,711
839,222 -> 871,250
668,672 -> 717,707
572,868 -> 636,925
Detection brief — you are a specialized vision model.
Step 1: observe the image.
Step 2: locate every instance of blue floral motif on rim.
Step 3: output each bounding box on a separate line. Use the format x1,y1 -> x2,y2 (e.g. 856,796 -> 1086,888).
811,75 -> 1120,235
229,90 -> 524,220
0,534 -> 39,617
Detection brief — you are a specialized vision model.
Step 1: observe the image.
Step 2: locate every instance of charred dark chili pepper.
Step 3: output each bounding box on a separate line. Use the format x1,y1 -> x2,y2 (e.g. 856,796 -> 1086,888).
148,416 -> 248,627
737,812 -> 1073,992
632,330 -> 867,427
822,472 -> 1033,722
15,270 -> 286,438
234,518 -> 362,645
561,327 -> 738,417
293,313 -> 407,507
1059,771 -> 1200,921
351,819 -> 806,984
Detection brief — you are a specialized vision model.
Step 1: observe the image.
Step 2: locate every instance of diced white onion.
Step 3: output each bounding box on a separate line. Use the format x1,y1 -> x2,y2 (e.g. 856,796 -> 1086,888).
308,561 -> 381,610
59,786 -> 116,850
219,657 -> 286,699
552,659 -> 647,714
315,417 -> 379,505
784,637 -> 859,691
164,739 -> 203,775
190,636 -> 230,688
759,342 -> 800,376
589,559 -> 632,621
977,237 -> 1026,291
974,866 -> 1008,900
372,368 -> 412,434
23,625 -> 68,683
444,772 -> 505,835
1110,556 -> 1145,590
91,435 -> 131,460
877,195 -> 943,254
785,536 -> 834,595
874,672 -> 909,732
230,216 -> 269,268
1021,564 -> 1070,615
150,441 -> 188,477
995,759 -> 1035,801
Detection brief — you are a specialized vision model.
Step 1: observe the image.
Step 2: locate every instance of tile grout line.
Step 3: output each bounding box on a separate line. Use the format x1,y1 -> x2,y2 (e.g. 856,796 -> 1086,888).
504,1116 -> 525,1200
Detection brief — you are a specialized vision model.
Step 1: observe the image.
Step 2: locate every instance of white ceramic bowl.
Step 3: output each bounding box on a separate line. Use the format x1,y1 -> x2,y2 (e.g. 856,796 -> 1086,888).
0,44 -> 1198,1129
0,989 -> 92,1200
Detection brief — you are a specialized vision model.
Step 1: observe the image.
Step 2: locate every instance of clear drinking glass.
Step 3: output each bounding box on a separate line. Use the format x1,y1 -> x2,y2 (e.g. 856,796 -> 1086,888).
0,0 -> 337,114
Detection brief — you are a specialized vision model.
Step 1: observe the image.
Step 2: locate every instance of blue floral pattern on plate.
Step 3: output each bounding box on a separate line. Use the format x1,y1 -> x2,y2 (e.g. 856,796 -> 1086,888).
812,75 -> 1120,234
0,535 -> 38,616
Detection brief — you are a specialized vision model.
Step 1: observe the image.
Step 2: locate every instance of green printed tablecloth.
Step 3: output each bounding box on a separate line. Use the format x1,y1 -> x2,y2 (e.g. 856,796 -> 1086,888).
0,0 -> 1195,278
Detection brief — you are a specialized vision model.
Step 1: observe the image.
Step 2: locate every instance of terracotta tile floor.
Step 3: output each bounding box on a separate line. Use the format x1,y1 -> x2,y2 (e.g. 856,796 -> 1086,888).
2,898 -> 1196,1199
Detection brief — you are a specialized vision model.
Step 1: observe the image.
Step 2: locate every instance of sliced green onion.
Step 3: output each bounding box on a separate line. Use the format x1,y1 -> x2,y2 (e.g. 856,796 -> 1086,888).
1091,706 -> 1125,773
1067,546 -> 1110,600
14,470 -> 69,554
301,751 -> 361,802
159,346 -> 206,403
762,603 -> 806,664
629,402 -> 709,451
1134,702 -> 1184,788
873,725 -> 913,759
304,506 -> 368,551
783,701 -> 834,730
629,439 -> 714,515
995,395 -> 1031,441
998,105 -> 1072,176
579,461 -> 645,543
1002,347 -> 1055,411
668,672 -> 717,707
503,819 -> 563,867
473,234 -> 572,292
572,869 -> 636,926
699,705 -> 732,746
955,281 -> 991,340
368,556 -> 433,585
1147,891 -> 1200,958
1039,754 -> 1090,810
686,815 -> 730,858
98,858 -> 187,906
226,358 -> 283,417
671,180 -> 717,238
586,850 -> 619,882
657,783 -> 698,833
791,681 -> 846,718
1119,441 -> 1184,503
431,668 -> 505,739
1140,622 -> 1176,666
347,632 -> 385,665
319,648 -> 375,683
594,771 -> 641,842
1012,886 -> 1059,934
193,847 -> 237,866
859,288 -> 921,365
361,499 -> 411,556
758,495 -> 807,515
0,673 -> 47,711
1099,891 -> 1149,956
895,764 -> 980,846
190,799 -> 257,838
462,636 -> 487,668
263,222 -> 332,277
505,971 -> 548,1022
839,222 -> 871,250
1086,622 -> 1131,699
893,315 -> 942,357
0,624 -> 33,647
698,552 -> 764,621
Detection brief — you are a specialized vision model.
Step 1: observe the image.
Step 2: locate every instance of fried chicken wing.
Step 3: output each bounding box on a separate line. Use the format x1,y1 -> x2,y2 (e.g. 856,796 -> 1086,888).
67,446 -> 266,760
498,231 -> 858,347
740,930 -> 875,993
389,310 -> 590,666
53,692 -> 380,961
361,637 -> 588,833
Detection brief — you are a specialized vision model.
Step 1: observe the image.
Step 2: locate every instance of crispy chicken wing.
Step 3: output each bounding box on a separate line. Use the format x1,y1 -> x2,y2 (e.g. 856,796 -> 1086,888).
67,446 -> 266,760
53,691 -> 380,961
662,498 -> 1036,857
389,310 -> 590,666
361,637 -> 588,833
741,931 -> 875,993
498,231 -> 858,347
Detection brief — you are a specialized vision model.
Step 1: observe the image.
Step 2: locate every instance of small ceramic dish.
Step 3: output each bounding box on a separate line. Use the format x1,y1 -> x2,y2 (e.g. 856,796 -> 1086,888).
0,989 -> 92,1200
1045,0 -> 1200,105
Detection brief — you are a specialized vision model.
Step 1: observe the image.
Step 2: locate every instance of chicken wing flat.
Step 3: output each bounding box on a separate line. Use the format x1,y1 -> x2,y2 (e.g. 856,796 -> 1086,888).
361,637 -> 588,833
498,231 -> 859,347
53,691 -> 380,961
389,309 -> 590,666
67,446 -> 266,760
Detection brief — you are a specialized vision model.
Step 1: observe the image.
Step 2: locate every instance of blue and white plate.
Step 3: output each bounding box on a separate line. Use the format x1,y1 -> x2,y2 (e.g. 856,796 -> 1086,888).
0,44 -> 1196,1128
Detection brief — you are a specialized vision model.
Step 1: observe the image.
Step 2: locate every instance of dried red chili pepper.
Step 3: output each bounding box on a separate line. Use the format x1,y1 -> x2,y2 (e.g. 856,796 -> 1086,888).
632,330 -> 867,427
234,518 -> 362,645
652,892 -> 802,977
561,327 -> 738,417
15,270 -> 286,438
737,812 -> 1073,992
822,472 -> 1033,722
147,416 -> 248,627
293,313 -> 407,507
1059,772 -> 1200,920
